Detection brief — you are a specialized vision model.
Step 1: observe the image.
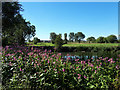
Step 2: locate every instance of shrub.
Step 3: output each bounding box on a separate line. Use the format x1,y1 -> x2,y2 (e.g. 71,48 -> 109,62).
33,37 -> 38,44
55,35 -> 63,51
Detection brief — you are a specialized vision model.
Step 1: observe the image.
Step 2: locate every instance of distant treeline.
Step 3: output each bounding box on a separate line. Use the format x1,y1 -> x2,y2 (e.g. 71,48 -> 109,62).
49,32 -> 119,44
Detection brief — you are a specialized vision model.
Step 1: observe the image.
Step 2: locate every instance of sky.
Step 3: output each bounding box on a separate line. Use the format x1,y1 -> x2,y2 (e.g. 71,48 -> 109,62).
20,2 -> 118,40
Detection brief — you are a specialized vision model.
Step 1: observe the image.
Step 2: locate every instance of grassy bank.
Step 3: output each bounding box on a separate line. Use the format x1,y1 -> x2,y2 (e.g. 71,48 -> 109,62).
28,42 -> 119,47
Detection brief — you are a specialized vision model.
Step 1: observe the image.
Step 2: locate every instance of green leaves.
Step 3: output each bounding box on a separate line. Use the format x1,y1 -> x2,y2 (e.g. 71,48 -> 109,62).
2,45 -> 120,89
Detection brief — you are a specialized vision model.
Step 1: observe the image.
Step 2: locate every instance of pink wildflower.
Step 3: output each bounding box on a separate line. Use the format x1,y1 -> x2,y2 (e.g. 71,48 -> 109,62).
57,53 -> 61,56
53,62 -> 55,64
20,68 -> 22,71
95,70 -> 97,73
84,75 -> 87,79
116,65 -> 119,70
77,74 -> 81,77
48,60 -> 49,63
78,77 -> 80,79
63,68 -> 65,72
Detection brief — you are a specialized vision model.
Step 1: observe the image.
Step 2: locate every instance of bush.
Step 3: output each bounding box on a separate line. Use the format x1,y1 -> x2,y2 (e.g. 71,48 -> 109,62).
33,37 -> 39,44
55,35 -> 63,51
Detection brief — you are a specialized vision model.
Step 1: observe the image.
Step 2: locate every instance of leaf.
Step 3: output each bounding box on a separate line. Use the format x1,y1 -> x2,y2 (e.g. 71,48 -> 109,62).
90,85 -> 95,88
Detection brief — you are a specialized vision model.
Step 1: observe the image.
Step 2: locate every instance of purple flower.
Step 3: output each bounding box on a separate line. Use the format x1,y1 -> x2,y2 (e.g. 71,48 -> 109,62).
84,75 -> 87,79
90,64 -> 94,67
20,68 -> 22,71
77,74 -> 81,77
97,66 -> 98,69
63,68 -> 65,72
116,65 -> 119,70
78,77 -> 80,79
53,62 -> 55,64
48,60 -> 50,63
13,57 -> 16,60
57,53 -> 61,56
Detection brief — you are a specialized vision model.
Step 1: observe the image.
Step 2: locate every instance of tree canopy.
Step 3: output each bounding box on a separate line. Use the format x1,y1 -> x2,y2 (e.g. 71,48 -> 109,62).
2,2 -> 36,46
106,35 -> 117,43
50,32 -> 57,44
87,37 -> 96,43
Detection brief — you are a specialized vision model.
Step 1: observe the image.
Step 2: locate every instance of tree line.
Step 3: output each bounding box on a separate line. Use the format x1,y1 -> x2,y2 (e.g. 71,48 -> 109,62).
50,32 -> 85,44
2,2 -> 36,46
50,32 -> 118,44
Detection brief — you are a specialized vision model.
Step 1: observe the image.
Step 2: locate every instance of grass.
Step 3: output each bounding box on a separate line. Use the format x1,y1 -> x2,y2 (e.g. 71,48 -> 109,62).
63,43 -> 119,47
28,42 -> 54,46
28,42 -> 119,47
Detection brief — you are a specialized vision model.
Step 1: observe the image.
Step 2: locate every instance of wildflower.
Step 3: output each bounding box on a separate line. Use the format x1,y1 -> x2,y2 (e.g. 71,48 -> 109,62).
53,62 -> 55,64
84,75 -> 87,79
116,65 -> 119,70
13,57 -> 16,60
78,77 -> 80,79
18,56 -> 21,59
90,64 -> 94,67
97,66 -> 98,69
95,70 -> 97,73
57,53 -> 61,56
20,68 -> 22,71
44,49 -> 47,52
77,74 -> 81,77
63,68 -> 65,72
48,60 -> 50,63
75,59 -> 79,62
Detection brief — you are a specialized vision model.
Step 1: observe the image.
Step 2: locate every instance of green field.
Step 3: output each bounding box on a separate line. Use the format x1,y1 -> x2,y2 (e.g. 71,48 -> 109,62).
28,42 -> 119,47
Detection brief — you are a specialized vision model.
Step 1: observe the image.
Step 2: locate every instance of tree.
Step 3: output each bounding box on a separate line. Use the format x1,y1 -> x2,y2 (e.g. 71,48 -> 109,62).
55,35 -> 63,51
2,2 -> 23,35
33,37 -> 39,44
59,33 -> 62,38
87,36 -> 96,43
13,15 -> 36,45
106,35 -> 118,43
96,37 -> 105,43
2,2 -> 36,46
77,32 -> 85,43
50,32 -> 57,44
64,33 -> 67,44
74,33 -> 78,42
69,32 -> 74,42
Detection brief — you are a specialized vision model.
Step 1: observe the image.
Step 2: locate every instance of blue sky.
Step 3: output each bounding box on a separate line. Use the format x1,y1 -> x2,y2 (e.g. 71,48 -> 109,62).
20,2 -> 118,40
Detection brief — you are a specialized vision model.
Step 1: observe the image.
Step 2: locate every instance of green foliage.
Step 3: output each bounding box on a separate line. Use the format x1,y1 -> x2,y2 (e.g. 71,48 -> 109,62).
87,37 -> 96,43
55,35 -> 63,51
69,32 -> 74,42
76,32 -> 85,43
2,2 -> 36,46
96,37 -> 106,43
64,33 -> 68,44
2,46 -> 120,89
33,37 -> 39,44
50,32 -> 57,44
106,35 -> 118,43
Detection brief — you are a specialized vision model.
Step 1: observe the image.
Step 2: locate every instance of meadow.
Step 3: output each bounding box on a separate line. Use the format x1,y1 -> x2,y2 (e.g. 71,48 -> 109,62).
2,45 -> 120,89
28,42 -> 119,47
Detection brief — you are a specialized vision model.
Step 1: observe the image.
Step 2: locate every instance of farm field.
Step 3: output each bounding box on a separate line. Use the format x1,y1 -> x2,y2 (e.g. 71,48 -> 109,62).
28,42 -> 119,47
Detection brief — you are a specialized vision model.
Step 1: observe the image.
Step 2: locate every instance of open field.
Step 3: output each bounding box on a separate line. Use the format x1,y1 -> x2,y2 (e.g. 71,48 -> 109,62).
28,42 -> 119,47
